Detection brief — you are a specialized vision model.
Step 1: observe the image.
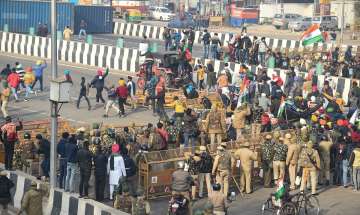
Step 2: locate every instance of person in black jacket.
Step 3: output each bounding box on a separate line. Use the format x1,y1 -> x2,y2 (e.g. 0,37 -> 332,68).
77,77 -> 91,110
155,86 -> 167,120
195,146 -> 213,198
91,68 -> 109,105
93,145 -> 108,201
0,64 -> 11,80
65,135 -> 78,193
0,170 -> 14,214
240,33 -> 252,64
122,148 -> 137,197
57,132 -> 69,189
35,134 -> 50,179
77,140 -> 92,198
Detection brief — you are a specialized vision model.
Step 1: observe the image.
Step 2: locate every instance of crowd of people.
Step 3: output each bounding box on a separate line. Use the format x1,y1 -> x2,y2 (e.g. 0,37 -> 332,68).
1,27 -> 360,215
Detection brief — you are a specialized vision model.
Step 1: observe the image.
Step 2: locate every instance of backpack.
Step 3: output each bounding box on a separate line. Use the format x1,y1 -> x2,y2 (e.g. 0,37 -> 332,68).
123,155 -> 137,177
3,123 -> 17,142
134,199 -> 146,215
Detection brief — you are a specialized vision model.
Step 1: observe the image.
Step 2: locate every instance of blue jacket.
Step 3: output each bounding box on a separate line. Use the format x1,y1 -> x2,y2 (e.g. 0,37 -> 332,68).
57,138 -> 68,158
32,64 -> 47,77
65,143 -> 78,163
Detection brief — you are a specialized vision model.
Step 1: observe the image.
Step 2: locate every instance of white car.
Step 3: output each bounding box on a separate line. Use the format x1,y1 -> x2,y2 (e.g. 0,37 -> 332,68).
151,7 -> 174,21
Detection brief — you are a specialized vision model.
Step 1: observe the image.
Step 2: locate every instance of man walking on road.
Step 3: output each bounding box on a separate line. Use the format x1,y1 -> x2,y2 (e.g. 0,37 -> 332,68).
32,60 -> 47,92
91,68 -> 109,105
7,68 -> 20,101
77,77 -> 91,110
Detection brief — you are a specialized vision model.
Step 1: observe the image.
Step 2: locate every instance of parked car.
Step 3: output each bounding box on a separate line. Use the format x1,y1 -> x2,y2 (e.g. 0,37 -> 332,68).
272,13 -> 302,29
289,17 -> 312,32
150,6 -> 175,21
167,13 -> 195,29
312,16 -> 338,31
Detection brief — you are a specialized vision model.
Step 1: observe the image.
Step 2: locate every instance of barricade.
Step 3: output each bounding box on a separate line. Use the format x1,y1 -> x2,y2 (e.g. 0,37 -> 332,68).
138,129 -> 295,199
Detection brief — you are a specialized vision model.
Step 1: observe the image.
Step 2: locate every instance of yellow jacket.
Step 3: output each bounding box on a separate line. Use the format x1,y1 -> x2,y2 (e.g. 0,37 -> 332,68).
171,100 -> 185,113
63,28 -> 73,40
197,68 -> 205,81
23,72 -> 35,85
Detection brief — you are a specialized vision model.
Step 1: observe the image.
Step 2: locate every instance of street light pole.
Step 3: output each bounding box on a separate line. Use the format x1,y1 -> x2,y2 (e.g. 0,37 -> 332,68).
50,0 -> 58,189
340,0 -> 345,44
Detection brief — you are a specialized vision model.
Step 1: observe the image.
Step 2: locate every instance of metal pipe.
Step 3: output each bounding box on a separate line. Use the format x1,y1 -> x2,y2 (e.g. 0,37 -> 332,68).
50,0 -> 58,189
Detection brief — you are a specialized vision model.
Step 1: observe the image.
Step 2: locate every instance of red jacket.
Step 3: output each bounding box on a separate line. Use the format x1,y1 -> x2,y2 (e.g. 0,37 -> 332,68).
116,86 -> 128,99
7,73 -> 20,88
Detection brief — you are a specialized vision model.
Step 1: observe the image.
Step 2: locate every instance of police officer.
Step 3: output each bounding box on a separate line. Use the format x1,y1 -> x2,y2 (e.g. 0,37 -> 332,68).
22,132 -> 36,175
171,161 -> 194,200
285,133 -> 300,190
196,146 -> 213,198
298,141 -> 321,195
205,105 -> 226,147
260,134 -> 274,187
234,142 -> 257,194
212,145 -> 234,197
132,188 -> 151,215
208,183 -> 228,215
318,134 -> 333,186
273,136 -> 288,184
115,184 -> 132,213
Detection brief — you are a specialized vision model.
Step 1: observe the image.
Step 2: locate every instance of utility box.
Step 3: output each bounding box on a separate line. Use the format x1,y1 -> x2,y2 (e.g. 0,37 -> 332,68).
50,79 -> 71,103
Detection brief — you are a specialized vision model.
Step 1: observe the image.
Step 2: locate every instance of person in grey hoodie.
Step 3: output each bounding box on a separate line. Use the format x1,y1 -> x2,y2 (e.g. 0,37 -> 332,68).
258,93 -> 271,112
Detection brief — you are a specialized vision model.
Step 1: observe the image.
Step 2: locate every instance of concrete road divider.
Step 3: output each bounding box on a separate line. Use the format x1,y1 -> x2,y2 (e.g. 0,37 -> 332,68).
113,22 -> 359,54
0,31 -> 139,73
2,169 -> 128,215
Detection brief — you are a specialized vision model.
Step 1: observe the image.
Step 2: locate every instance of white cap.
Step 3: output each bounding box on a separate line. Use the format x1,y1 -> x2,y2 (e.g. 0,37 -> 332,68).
311,96 -> 316,102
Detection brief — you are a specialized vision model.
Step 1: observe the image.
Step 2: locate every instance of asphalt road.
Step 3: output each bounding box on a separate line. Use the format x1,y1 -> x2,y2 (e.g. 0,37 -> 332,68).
0,52 -> 159,126
2,52 -> 360,214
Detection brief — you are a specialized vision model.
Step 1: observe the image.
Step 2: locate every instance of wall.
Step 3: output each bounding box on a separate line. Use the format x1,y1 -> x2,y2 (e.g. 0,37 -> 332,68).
259,3 -> 315,23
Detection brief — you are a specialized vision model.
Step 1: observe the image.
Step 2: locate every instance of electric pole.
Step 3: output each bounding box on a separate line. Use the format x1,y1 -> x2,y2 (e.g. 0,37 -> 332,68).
50,0 -> 58,189
340,0 -> 345,44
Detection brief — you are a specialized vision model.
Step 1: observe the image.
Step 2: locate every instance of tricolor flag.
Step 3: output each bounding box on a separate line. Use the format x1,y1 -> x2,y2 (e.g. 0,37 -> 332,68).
275,178 -> 286,200
301,24 -> 324,46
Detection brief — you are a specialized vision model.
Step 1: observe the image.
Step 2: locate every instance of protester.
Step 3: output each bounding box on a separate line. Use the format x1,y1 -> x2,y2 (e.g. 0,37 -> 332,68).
79,20 -> 87,40
77,139 -> 92,198
0,116 -> 23,170
116,78 -> 128,117
63,26 -> 73,41
32,60 -> 47,92
35,134 -> 50,179
7,68 -> 20,101
23,67 -> 35,101
77,77 -> 91,110
91,68 -> 109,105
65,136 -> 78,193
0,170 -> 14,215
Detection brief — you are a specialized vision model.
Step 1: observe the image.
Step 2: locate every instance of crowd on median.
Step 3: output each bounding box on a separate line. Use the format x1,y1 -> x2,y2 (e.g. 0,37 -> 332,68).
1,26 -> 360,214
